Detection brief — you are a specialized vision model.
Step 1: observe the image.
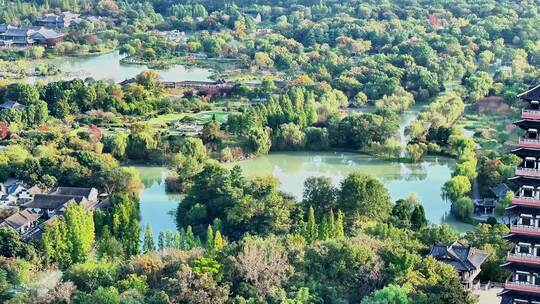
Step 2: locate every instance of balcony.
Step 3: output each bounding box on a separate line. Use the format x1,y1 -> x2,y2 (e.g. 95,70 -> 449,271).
504,280 -> 540,293
518,137 -> 540,149
513,196 -> 540,208
522,109 -> 540,120
510,224 -> 540,236
508,252 -> 540,265
515,167 -> 540,178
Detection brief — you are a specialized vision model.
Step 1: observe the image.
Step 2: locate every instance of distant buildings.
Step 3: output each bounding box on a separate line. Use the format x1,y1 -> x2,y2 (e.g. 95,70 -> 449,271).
429,241 -> 489,290
36,11 -> 80,28
0,11 -> 105,47
0,25 -> 63,47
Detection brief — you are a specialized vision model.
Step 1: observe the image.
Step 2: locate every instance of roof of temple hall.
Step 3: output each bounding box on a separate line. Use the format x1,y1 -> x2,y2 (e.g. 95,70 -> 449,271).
429,241 -> 489,272
0,210 -> 41,230
518,84 -> 540,101
24,194 -> 86,210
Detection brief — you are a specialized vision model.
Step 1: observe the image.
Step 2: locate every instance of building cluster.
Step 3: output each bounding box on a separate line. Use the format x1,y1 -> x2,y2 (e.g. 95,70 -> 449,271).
0,182 -> 102,239
0,11 -> 102,47
500,84 -> 540,304
0,24 -> 63,47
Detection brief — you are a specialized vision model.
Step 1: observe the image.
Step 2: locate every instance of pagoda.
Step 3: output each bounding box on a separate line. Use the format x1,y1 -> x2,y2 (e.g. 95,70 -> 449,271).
501,84 -> 540,304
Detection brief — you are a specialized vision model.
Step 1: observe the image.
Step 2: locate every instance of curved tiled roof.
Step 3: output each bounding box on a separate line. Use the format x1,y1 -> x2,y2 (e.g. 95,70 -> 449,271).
429,240 -> 489,271
518,84 -> 540,101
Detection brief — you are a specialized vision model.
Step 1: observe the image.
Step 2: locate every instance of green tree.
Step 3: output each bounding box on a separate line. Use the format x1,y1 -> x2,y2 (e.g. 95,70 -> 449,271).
158,231 -> 165,251
247,127 -> 272,155
442,175 -> 471,202
339,173 -> 392,220
302,176 -> 337,214
411,205 -> 428,230
42,203 -> 95,268
96,226 -> 124,259
306,206 -> 318,243
142,224 -> 155,253
110,194 -> 140,256
213,230 -> 224,251
361,284 -> 409,304
104,133 -> 128,159
334,210 -> 345,239
452,197 -> 474,221
206,225 -> 214,251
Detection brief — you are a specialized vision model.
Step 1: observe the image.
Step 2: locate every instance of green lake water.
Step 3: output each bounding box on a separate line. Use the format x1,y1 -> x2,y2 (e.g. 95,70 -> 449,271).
30,51 -> 212,83
135,151 -> 474,239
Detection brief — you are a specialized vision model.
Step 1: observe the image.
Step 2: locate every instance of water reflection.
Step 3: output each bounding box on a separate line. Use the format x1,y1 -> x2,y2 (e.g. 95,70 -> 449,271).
29,51 -> 213,83
134,152 -> 473,237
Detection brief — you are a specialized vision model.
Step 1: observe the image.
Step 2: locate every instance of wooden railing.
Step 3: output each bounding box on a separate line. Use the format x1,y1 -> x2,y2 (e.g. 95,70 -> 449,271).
510,223 -> 540,235
519,137 -> 540,147
508,252 -> 540,265
513,196 -> 540,207
505,280 -> 540,293
515,167 -> 540,177
523,109 -> 540,119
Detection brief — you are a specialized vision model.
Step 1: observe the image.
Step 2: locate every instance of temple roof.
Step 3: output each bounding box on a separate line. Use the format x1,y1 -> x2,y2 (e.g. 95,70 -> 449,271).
0,210 -> 41,230
512,147 -> 540,158
519,84 -> 540,101
491,183 -> 511,198
24,194 -> 84,210
51,187 -> 95,197
514,119 -> 540,130
428,240 -> 489,272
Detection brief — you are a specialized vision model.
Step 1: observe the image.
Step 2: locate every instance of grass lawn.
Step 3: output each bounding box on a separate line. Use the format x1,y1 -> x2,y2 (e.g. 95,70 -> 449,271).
147,113 -> 187,127
146,110 -> 230,133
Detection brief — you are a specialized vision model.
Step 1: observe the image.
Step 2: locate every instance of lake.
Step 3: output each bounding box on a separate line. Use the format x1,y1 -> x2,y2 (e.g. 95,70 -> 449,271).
135,151 -> 474,239
30,51 -> 213,83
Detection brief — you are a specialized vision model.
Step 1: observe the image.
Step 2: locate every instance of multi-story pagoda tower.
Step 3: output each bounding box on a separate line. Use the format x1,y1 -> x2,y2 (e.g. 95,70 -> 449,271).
501,84 -> 540,304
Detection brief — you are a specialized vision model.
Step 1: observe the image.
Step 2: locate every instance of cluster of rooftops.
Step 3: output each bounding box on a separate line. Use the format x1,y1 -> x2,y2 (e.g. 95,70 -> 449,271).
0,11 -> 102,47
0,183 -> 103,239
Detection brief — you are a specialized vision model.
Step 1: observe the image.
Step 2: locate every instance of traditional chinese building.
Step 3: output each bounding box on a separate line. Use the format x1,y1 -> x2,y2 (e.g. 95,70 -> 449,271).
501,84 -> 540,304
429,241 -> 489,290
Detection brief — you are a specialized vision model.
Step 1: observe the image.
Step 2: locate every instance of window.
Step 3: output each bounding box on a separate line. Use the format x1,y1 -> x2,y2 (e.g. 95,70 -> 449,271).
518,244 -> 532,254
517,271 -> 529,282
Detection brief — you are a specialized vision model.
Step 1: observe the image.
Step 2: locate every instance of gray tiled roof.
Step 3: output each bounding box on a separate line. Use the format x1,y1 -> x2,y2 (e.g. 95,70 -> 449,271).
0,210 -> 41,230
52,187 -> 94,197
490,183 -> 511,199
429,240 -> 489,272
0,100 -> 27,110
519,84 -> 540,101
24,194 -> 84,210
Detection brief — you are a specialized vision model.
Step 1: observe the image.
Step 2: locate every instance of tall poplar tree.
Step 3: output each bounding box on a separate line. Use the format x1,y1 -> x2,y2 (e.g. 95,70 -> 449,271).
143,224 -> 155,253
306,206 -> 318,243
335,210 -> 345,239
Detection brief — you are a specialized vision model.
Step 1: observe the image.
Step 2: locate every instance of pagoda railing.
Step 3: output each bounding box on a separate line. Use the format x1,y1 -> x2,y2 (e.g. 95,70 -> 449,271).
513,196 -> 540,207
522,109 -> 540,120
504,280 -> 540,293
508,252 -> 540,265
510,223 -> 540,235
518,137 -> 540,148
515,167 -> 540,178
